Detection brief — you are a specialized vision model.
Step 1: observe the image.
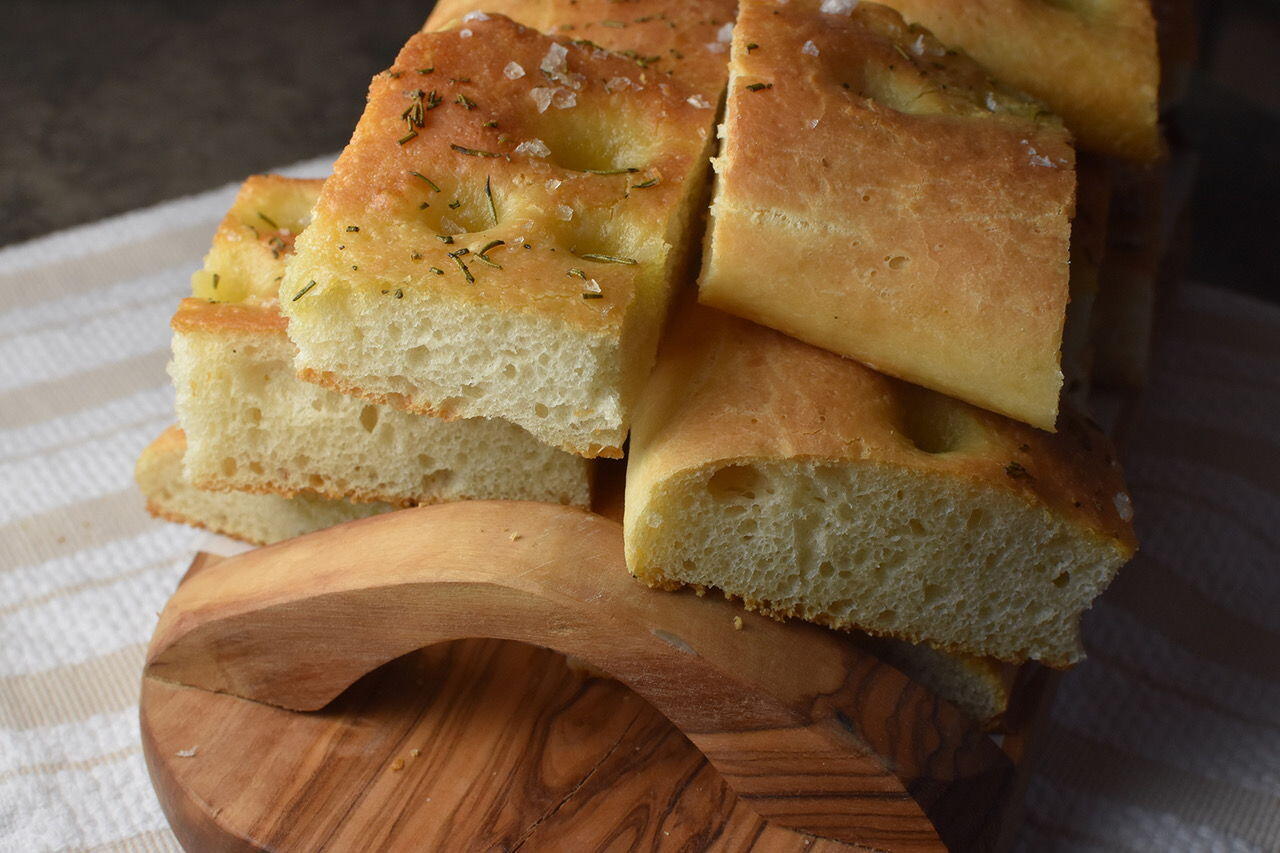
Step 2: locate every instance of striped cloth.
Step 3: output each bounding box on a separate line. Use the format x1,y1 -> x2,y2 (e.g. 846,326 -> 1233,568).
2,164 -> 1277,852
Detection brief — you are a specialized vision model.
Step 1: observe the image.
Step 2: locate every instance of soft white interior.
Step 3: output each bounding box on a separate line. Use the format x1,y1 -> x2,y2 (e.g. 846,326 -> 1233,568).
137,435 -> 389,546
286,287 -> 626,455
628,459 -> 1125,665
170,325 -> 591,507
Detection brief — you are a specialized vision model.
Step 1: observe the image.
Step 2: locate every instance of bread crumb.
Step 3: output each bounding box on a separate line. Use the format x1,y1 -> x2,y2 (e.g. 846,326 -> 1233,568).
391,758 -> 405,771
733,616 -> 743,630
410,748 -> 421,757
509,531 -> 522,541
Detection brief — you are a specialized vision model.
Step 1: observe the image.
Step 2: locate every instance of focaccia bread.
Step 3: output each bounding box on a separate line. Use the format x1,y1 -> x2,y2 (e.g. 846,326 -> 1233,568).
171,298 -> 591,507
880,0 -> 1161,162
175,175 -> 591,508
698,0 -> 1076,431
280,16 -> 717,457
624,303 -> 1137,667
136,427 -> 391,546
425,0 -> 738,100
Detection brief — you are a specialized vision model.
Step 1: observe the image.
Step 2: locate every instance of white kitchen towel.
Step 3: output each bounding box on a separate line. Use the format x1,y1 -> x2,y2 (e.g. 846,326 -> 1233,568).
1,163 -> 1277,851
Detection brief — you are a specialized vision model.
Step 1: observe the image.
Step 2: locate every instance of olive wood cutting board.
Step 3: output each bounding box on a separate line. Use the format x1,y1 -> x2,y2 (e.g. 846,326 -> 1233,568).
141,496 -> 1046,851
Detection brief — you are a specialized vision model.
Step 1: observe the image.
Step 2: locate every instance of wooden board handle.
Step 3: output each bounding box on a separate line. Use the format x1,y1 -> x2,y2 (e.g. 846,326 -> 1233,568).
145,501 -> 1010,850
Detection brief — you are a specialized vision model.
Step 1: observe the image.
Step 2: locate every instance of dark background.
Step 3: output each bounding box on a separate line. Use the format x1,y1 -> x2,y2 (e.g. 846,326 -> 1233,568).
3,1 -> 1278,302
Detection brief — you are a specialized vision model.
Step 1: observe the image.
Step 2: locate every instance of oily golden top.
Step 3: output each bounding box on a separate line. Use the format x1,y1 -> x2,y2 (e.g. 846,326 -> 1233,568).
192,176 -> 324,304
282,15 -> 714,334
631,303 -> 1138,554
424,0 -> 738,100
881,0 -> 1161,160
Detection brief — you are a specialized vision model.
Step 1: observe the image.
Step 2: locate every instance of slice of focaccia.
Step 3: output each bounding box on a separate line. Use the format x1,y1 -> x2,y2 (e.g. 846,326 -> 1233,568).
424,1 -> 738,101
624,303 -> 1137,667
136,427 -> 391,546
174,175 -> 591,508
698,0 -> 1076,431
280,16 -> 717,458
879,0 -> 1161,161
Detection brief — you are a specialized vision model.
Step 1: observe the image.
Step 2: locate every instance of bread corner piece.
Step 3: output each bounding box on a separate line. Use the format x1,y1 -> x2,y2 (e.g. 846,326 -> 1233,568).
624,304 -> 1137,667
881,0 -> 1161,162
136,427 -> 390,546
175,176 -> 591,509
700,0 -> 1075,431
280,15 -> 717,458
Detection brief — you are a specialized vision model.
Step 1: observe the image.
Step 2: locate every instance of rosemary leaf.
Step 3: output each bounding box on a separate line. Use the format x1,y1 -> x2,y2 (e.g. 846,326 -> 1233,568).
450,143 -> 502,158
409,171 -> 442,192
579,253 -> 638,265
291,280 -> 317,301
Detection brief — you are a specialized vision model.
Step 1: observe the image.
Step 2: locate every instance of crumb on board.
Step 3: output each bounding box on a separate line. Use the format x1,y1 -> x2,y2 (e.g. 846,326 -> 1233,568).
175,747 -> 198,758
410,748 -> 421,758
391,758 -> 405,772
733,616 -> 743,631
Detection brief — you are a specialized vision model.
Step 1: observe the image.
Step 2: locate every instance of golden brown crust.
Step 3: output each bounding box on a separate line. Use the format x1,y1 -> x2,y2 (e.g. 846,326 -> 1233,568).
284,15 -> 714,334
192,176 -> 324,303
171,297 -> 289,336
424,0 -> 738,100
881,0 -> 1162,161
631,302 -> 1138,554
698,0 -> 1075,431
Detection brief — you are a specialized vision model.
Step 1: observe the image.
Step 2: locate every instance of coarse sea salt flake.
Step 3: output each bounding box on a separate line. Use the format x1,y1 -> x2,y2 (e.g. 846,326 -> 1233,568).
504,61 -> 526,80
687,94 -> 713,109
806,118 -> 820,129
1114,493 -> 1133,521
545,178 -> 562,191
705,41 -> 727,54
557,205 -> 574,221
440,216 -> 464,234
541,43 -> 569,75
985,92 -> 1000,112
584,279 -> 602,294
462,10 -> 489,21
820,0 -> 858,14
459,28 -> 473,38
515,138 -> 551,157
717,23 -> 734,42
801,40 -> 819,56
530,87 -> 555,113
552,89 -> 577,109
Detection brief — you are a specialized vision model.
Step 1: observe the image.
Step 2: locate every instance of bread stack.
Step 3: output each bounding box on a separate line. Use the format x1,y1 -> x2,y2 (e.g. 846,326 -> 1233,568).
139,0 -> 1171,726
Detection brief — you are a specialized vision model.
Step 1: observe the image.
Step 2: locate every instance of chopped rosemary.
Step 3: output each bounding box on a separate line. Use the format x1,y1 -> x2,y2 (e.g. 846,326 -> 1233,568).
582,292 -> 604,299
436,234 -> 455,244
429,266 -> 445,275
425,89 -> 442,110
630,177 -> 660,189
448,248 -> 470,257
485,176 -> 498,225
567,267 -> 587,279
448,199 -> 461,209
455,93 -> 477,109
581,167 -> 639,175
394,288 -> 404,299
346,225 -> 360,232
579,253 -> 638,265
483,119 -> 498,128
418,67 -> 434,75
746,42 -> 759,51
419,202 -> 430,209
746,82 -> 773,92
451,254 -> 475,283
211,273 -> 219,289
411,252 -> 423,260
450,143 -> 502,158
398,129 -> 419,145
475,239 -> 504,268
1004,462 -> 1033,480
601,19 -> 626,27
292,280 -> 317,301
893,43 -> 911,61
388,70 -> 404,79
257,211 -> 278,229
409,171 -> 442,192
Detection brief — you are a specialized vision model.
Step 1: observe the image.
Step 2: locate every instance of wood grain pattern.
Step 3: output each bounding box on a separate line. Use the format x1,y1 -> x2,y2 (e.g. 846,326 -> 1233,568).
144,638 -> 867,852
144,501 -> 1011,850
